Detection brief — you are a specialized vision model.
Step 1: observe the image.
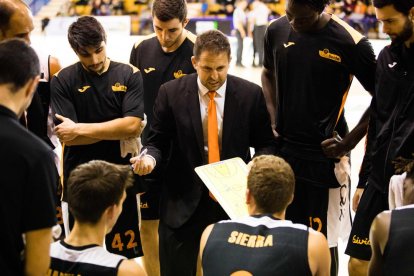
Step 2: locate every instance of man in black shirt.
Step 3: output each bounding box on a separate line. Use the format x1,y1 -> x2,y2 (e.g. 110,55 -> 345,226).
51,16 -> 144,259
0,39 -> 58,276
346,0 -> 414,274
200,155 -> 330,276
129,0 -> 196,273
261,0 -> 376,274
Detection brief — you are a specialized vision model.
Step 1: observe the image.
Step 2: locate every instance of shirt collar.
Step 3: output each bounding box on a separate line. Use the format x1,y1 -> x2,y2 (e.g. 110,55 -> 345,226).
197,77 -> 227,98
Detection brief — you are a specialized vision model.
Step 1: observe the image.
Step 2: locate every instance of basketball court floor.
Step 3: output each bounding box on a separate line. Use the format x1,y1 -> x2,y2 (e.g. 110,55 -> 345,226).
31,34 -> 388,275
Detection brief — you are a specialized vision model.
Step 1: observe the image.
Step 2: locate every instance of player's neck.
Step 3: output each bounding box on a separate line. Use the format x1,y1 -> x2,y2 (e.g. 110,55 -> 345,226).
65,221 -> 106,247
162,29 -> 187,53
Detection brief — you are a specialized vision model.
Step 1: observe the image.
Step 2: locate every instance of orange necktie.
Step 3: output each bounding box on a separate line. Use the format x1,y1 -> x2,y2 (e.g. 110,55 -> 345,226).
208,91 -> 220,163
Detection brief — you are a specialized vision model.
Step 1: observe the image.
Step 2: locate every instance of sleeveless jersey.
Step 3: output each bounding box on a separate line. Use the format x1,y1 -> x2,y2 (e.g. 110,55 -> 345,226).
49,240 -> 125,276
383,205 -> 414,276
202,215 -> 312,276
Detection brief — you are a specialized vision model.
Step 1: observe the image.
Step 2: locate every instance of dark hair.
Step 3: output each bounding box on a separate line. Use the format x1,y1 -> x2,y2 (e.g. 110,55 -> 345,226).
68,16 -> 106,53
289,0 -> 330,13
248,155 -> 295,213
193,30 -> 231,59
373,0 -> 414,15
0,0 -> 28,34
394,154 -> 414,180
0,39 -> 39,92
67,160 -> 133,224
152,0 -> 187,22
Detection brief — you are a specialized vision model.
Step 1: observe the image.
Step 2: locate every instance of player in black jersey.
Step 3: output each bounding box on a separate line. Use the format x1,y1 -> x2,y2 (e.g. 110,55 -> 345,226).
261,0 -> 376,275
346,0 -> 414,274
200,155 -> 330,276
129,0 -> 196,274
369,157 -> 414,276
49,161 -> 145,276
51,16 -> 144,259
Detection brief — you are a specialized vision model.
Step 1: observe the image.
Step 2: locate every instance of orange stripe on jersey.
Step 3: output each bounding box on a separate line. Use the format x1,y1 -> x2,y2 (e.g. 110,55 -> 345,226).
335,74 -> 353,127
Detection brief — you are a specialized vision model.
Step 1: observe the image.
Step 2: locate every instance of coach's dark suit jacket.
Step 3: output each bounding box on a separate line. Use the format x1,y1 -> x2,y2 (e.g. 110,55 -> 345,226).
146,73 -> 276,228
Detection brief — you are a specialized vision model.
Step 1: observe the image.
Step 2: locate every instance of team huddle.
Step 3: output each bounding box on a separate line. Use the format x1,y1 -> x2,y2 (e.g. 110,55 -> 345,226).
0,0 -> 413,275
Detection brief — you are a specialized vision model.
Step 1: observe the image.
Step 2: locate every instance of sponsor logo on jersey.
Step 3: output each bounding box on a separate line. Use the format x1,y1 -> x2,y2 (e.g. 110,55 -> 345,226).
174,70 -> 187,79
112,82 -> 127,92
144,67 -> 156,74
78,85 -> 91,93
283,42 -> 295,48
352,235 -> 370,245
228,231 -> 273,248
140,202 -> 149,209
319,49 -> 341,63
388,62 -> 397,68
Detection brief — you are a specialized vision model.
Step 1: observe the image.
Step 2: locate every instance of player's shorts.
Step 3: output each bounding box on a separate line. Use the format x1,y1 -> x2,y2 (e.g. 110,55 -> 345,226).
139,179 -> 161,220
345,183 -> 388,261
280,146 -> 352,247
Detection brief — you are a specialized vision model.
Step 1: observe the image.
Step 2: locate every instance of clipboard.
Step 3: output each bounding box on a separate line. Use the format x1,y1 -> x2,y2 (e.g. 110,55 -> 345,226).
195,157 -> 249,219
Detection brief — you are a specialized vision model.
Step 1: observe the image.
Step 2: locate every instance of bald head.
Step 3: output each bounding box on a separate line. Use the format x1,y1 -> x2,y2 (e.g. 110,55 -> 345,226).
0,0 -> 34,43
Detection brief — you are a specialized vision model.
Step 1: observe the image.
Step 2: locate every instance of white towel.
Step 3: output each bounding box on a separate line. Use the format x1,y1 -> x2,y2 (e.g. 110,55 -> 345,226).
327,156 -> 352,247
120,114 -> 147,158
388,172 -> 406,209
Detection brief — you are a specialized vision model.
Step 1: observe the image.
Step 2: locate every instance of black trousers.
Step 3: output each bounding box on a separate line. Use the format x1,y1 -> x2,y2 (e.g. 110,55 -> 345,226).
158,192 -> 228,276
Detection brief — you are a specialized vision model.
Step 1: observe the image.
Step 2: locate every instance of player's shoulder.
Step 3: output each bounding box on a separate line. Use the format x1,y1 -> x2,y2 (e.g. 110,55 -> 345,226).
267,15 -> 290,31
111,60 -> 140,74
329,14 -> 365,44
53,62 -> 79,79
133,33 -> 158,50
118,259 -> 146,276
185,30 -> 197,44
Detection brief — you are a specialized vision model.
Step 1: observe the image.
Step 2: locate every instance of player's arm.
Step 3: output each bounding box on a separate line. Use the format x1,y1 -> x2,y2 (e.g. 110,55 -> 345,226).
24,227 -> 53,276
353,96 -> 377,210
56,114 -> 142,143
118,259 -> 147,276
322,38 -> 375,158
199,224 -> 214,272
132,84 -> 173,175
261,67 -> 278,137
321,108 -> 371,158
308,230 -> 331,276
368,211 -> 390,276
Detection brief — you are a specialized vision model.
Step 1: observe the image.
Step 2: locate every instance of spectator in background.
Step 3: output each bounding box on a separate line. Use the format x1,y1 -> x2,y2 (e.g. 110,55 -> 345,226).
233,0 -> 248,67
249,0 -> 270,67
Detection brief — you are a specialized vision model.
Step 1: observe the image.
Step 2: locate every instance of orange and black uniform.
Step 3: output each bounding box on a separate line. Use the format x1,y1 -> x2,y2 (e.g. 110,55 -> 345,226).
263,15 -> 375,236
129,32 -> 196,218
51,61 -> 144,258
383,205 -> 414,276
346,43 -> 414,261
202,215 -> 312,276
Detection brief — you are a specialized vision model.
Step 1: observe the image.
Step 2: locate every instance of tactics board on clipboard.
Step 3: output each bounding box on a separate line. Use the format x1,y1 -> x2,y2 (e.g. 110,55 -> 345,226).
195,157 -> 249,219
